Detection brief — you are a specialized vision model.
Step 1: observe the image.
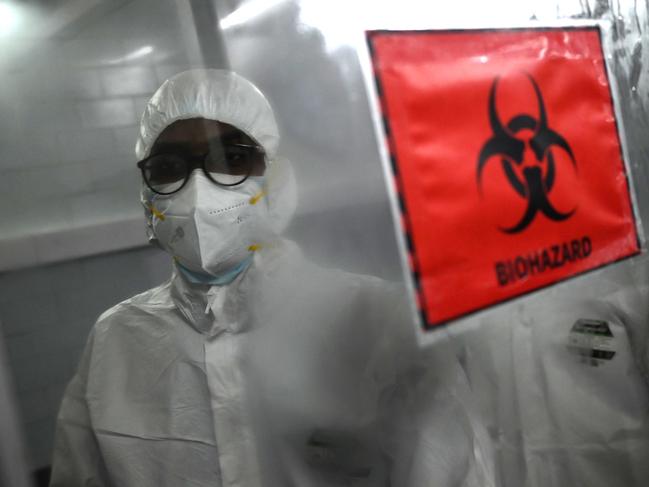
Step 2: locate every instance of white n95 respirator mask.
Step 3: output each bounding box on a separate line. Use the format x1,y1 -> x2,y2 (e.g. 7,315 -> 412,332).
144,171 -> 271,276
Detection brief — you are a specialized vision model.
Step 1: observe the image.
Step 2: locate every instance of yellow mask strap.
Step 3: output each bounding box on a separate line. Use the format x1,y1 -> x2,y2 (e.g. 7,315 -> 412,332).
249,190 -> 267,205
149,205 -> 166,221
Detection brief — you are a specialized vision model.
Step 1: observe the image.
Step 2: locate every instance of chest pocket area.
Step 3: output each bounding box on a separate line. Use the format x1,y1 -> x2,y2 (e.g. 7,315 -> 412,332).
305,429 -> 388,486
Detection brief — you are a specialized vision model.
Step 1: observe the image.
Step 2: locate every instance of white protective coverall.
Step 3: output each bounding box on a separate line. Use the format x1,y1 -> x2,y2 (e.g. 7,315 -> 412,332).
461,260 -> 649,487
49,69 -> 495,487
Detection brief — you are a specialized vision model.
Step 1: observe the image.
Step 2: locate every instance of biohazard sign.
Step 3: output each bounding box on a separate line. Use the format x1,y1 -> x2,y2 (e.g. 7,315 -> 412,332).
366,26 -> 640,329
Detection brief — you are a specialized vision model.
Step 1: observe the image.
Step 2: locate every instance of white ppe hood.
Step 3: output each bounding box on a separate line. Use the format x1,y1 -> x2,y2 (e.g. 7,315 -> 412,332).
137,69 -> 296,245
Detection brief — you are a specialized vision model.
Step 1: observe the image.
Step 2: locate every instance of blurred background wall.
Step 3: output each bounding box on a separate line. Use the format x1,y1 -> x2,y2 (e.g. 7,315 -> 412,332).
0,0 -> 225,477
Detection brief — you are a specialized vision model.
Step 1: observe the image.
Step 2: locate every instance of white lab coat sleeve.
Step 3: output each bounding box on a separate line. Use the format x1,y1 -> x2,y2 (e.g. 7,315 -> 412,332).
390,347 -> 496,487
607,260 -> 649,383
49,328 -> 110,487
364,286 -> 495,486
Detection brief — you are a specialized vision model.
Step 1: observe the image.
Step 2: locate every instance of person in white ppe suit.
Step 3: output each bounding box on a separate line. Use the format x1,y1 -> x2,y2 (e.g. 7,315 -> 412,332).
461,265 -> 649,487
49,69 -> 495,487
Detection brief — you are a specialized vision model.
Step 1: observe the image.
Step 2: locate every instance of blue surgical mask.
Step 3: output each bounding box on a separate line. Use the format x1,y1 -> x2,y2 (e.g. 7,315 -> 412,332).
176,254 -> 253,285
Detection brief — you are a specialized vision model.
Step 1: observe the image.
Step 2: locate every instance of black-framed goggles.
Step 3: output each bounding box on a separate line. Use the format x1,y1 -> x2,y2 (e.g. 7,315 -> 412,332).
137,143 -> 266,195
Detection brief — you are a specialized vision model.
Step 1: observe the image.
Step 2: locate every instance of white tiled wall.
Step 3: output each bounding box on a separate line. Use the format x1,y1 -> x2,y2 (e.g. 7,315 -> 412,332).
0,246 -> 172,469
0,0 -> 217,261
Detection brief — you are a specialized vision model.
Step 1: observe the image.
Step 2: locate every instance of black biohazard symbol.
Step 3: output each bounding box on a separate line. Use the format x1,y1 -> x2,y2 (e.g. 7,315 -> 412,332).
477,74 -> 577,234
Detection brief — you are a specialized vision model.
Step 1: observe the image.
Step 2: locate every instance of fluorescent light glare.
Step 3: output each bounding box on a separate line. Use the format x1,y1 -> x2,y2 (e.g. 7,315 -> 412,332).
124,45 -> 154,61
220,0 -> 284,30
0,2 -> 20,35
105,45 -> 154,65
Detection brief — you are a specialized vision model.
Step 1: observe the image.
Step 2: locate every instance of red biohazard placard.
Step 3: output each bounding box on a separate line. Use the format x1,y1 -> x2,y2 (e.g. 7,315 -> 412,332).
367,26 -> 640,329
